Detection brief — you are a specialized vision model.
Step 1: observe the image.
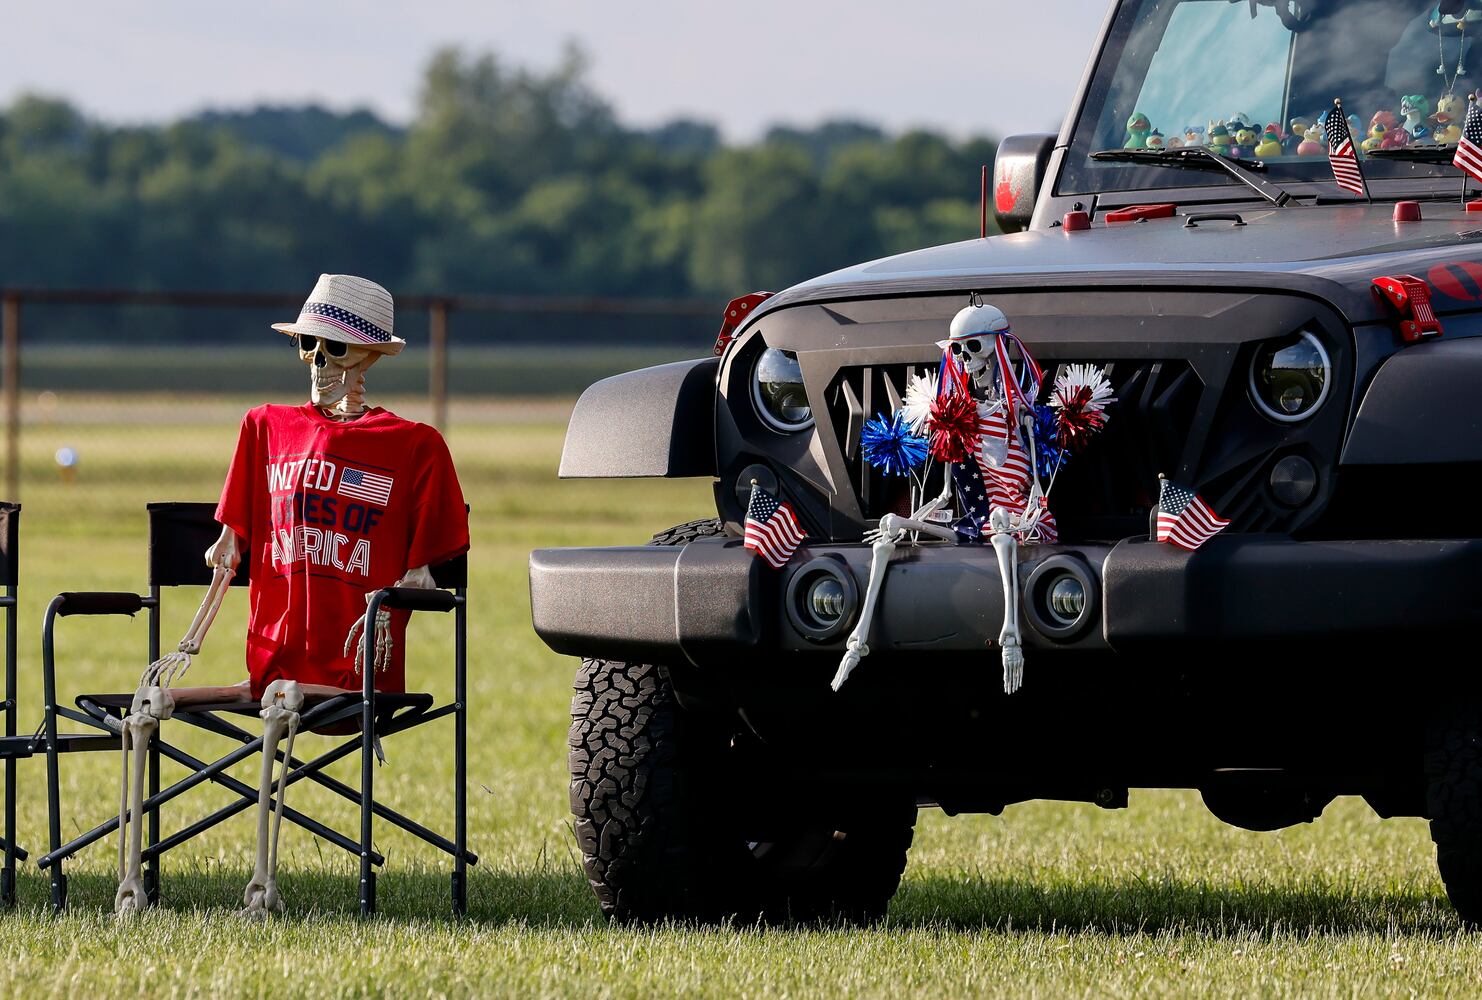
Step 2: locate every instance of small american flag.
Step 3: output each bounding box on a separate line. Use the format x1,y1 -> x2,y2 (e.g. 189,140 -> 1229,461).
1455,95 -> 1482,184
1324,104 -> 1368,198
744,483 -> 806,569
1155,477 -> 1230,551
337,466 -> 394,505
950,452 -> 993,542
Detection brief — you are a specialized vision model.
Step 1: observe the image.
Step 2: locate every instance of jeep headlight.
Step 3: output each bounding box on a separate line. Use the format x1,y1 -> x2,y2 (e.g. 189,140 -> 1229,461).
752,348 -> 813,431
1250,331 -> 1330,423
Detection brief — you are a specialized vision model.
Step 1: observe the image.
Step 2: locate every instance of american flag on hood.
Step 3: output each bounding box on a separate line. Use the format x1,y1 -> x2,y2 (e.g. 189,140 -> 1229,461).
1324,103 -> 1368,198
1455,95 -> 1482,185
743,483 -> 806,569
1155,476 -> 1230,551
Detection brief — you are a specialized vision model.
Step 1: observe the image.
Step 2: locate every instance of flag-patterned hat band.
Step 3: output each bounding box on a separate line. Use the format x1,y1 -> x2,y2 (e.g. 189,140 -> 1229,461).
272,274 -> 406,356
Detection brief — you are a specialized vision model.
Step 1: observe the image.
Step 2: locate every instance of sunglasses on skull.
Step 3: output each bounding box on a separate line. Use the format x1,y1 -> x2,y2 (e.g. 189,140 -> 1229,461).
949,339 -> 984,356
297,334 -> 349,358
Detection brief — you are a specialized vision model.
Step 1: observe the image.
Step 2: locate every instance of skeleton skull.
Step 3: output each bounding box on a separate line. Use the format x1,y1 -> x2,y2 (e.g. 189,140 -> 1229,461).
945,302 -> 1011,388
298,334 -> 376,412
951,336 -> 994,378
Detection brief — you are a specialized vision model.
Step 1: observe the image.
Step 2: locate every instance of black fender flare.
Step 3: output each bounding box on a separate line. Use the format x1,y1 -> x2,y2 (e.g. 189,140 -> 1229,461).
558,357 -> 718,478
1342,338 -> 1482,465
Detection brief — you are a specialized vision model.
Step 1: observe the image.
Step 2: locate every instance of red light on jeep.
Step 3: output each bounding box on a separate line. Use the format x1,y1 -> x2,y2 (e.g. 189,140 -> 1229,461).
713,292 -> 773,356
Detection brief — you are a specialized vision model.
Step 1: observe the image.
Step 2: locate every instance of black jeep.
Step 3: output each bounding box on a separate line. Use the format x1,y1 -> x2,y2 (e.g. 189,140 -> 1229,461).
530,0 -> 1482,924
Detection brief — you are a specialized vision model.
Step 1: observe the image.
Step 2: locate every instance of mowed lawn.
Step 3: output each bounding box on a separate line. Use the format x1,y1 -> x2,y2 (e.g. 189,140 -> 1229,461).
0,394 -> 1479,998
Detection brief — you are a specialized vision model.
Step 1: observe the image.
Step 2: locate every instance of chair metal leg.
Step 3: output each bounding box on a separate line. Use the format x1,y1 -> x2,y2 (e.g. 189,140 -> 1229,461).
453,592 -> 467,916
145,591 -> 161,904
3,755 -> 14,908
145,741 -> 160,904
359,593 -> 384,918
42,598 -> 66,912
3,593 -> 16,906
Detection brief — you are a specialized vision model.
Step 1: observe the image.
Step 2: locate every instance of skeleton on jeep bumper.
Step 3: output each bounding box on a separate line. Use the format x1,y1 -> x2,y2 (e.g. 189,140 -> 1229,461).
832,300 -> 1062,695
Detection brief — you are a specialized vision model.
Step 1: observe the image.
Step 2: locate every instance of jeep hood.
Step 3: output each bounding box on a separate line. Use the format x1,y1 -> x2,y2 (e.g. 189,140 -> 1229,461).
764,204 -> 1482,326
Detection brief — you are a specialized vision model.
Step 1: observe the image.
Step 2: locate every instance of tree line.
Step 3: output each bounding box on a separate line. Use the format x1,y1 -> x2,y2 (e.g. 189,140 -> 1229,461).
0,47 -> 998,308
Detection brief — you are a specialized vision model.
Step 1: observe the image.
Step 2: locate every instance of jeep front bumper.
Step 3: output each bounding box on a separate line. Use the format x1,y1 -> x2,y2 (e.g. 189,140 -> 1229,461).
529,536 -> 1482,668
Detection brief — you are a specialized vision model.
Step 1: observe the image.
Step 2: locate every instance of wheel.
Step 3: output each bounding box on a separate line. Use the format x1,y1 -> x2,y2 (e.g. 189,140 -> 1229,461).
567,519 -> 916,923
1427,702 -> 1482,925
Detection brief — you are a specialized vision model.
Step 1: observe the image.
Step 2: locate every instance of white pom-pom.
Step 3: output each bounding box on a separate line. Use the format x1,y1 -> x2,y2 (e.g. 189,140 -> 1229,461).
901,370 -> 938,434
1051,363 -> 1116,416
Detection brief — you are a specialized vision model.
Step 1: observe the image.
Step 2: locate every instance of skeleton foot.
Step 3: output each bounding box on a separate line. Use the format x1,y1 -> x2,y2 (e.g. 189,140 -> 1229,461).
1000,636 -> 1025,695
239,877 -> 283,918
239,680 -> 303,918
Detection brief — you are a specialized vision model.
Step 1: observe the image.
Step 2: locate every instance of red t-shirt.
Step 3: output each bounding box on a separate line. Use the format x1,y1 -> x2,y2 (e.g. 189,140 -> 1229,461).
215,404 -> 469,697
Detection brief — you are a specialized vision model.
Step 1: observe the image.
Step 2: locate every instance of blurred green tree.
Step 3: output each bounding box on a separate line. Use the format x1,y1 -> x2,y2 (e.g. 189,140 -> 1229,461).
0,46 -> 998,316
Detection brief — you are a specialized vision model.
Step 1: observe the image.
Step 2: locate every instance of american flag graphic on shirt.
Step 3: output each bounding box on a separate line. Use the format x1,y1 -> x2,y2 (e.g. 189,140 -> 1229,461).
743,484 -> 806,569
1455,95 -> 1482,185
1324,105 -> 1368,198
336,466 -> 394,505
1155,477 -> 1230,551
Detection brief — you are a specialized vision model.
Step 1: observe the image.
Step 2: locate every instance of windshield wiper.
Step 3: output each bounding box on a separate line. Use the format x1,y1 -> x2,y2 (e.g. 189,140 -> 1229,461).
1091,146 -> 1295,207
1364,145 -> 1455,164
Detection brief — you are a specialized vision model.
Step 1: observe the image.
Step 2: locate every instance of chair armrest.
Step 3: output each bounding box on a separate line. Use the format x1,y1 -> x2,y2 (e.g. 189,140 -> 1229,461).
54,592 -> 144,617
375,587 -> 458,613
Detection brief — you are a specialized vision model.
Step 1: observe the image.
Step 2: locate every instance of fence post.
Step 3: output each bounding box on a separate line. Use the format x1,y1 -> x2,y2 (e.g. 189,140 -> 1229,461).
1,296 -> 17,502
429,299 -> 448,432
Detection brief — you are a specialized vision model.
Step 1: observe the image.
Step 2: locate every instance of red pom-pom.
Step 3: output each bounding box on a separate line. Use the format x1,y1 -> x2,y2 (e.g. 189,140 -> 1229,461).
927,390 -> 980,463
1053,385 -> 1108,453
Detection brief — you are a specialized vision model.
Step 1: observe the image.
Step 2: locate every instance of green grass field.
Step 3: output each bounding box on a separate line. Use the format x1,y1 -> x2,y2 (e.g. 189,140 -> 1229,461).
2,395 -> 1480,998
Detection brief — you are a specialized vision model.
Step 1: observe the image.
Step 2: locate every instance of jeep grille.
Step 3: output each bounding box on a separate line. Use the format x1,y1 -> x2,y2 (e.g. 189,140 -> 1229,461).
826,360 -> 1205,543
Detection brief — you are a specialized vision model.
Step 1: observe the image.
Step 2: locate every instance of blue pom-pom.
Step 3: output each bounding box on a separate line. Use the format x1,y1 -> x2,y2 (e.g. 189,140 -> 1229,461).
1030,404 -> 1066,478
861,412 -> 928,476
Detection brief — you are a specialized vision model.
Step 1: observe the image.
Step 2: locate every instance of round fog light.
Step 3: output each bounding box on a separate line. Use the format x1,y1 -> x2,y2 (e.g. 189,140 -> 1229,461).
1047,576 -> 1086,626
1023,555 -> 1099,641
784,556 -> 859,642
807,578 -> 846,626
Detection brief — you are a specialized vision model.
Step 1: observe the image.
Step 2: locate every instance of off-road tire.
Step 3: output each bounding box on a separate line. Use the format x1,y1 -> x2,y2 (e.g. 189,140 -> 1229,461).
568,518 -> 916,923
1427,702 -> 1482,925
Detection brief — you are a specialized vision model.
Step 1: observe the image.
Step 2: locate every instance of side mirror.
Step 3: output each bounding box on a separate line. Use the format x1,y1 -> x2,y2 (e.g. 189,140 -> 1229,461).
992,133 -> 1057,234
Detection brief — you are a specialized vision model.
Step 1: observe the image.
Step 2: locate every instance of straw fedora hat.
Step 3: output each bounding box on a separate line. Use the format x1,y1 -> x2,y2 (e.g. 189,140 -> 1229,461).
272,274 -> 406,356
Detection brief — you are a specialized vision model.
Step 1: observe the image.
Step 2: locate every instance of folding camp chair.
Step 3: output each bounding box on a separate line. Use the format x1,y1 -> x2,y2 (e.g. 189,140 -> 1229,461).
0,503 -> 23,906
37,501 -> 475,915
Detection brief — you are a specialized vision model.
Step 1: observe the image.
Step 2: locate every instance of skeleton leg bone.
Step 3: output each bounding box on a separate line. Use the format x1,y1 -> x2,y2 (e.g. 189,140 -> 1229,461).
115,686 -> 173,915
989,508 -> 1025,694
240,679 -> 304,917
832,505 -> 959,692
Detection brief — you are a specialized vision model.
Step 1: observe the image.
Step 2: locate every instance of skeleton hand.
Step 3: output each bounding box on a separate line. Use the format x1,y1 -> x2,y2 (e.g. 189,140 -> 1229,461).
344,601 -> 392,676
863,513 -> 908,546
343,565 -> 436,675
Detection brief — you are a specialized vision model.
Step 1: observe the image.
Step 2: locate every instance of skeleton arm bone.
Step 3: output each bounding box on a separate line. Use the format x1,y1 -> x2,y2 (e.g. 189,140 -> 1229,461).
343,564 -> 437,675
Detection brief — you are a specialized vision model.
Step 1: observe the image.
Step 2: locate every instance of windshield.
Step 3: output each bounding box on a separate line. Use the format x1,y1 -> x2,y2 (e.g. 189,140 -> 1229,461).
1059,0 -> 1476,196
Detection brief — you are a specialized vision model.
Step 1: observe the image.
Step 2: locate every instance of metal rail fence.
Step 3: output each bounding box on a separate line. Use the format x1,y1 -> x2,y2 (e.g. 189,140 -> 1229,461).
0,287 -> 720,500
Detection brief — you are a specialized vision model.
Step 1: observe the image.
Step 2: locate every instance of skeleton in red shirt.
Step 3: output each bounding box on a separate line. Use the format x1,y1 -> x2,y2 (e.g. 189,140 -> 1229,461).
115,276 -> 450,917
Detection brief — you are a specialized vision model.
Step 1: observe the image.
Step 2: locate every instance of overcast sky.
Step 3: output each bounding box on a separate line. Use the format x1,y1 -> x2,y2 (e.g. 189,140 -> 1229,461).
2,0 -> 1114,139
